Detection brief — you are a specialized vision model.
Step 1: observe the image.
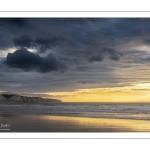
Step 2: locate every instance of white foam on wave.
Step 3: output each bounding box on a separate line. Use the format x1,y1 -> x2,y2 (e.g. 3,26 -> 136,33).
0,103 -> 150,120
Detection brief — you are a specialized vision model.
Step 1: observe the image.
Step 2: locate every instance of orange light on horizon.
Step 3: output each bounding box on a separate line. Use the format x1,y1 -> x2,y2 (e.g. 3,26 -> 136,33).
42,82 -> 150,102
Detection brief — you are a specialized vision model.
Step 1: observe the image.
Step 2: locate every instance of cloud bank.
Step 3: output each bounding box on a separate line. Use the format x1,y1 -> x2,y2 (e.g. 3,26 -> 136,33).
0,18 -> 150,95
4,47 -> 74,73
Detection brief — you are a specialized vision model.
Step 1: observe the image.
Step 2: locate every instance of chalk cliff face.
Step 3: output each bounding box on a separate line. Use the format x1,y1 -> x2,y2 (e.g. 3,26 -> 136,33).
0,94 -> 42,102
0,94 -> 61,102
0,94 -> 7,102
21,96 -> 42,102
8,95 -> 22,102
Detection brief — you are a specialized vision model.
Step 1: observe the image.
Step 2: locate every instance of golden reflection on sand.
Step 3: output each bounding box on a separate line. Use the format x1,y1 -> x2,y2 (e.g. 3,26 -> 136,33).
1,114 -> 150,132
41,115 -> 150,132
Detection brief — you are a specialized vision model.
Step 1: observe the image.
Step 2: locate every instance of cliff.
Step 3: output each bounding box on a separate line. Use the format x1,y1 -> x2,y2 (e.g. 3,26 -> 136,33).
0,94 -> 62,103
42,98 -> 62,103
0,94 -> 7,102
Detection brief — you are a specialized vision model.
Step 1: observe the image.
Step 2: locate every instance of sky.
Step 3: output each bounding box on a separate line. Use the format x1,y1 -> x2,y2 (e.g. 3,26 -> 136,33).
0,18 -> 150,102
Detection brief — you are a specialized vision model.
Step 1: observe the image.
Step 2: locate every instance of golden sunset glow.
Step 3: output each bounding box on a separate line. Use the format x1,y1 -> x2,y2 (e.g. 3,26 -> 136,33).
42,115 -> 150,132
42,82 -> 150,102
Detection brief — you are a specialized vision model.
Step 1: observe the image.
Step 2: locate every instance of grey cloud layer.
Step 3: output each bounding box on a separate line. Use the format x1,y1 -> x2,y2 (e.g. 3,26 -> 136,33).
1,18 -> 150,60
13,35 -> 65,52
0,18 -> 150,94
1,18 -> 150,69
4,47 -> 75,73
88,47 -> 123,62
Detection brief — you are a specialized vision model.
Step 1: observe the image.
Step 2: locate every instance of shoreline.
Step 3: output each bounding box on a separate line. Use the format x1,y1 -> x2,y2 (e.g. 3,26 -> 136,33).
1,113 -> 150,132
0,102 -> 150,121
0,112 -> 150,122
1,102 -> 150,132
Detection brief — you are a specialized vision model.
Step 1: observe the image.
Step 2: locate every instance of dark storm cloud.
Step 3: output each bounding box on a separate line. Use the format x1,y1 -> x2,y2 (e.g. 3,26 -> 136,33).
0,18 -> 28,27
1,18 -> 150,74
12,35 -> 65,52
0,18 -> 107,36
35,36 -> 65,44
88,48 -> 123,62
4,47 -> 75,73
8,18 -> 27,27
101,48 -> 123,61
88,54 -> 103,62
35,35 -> 65,52
1,18 -> 150,96
0,28 -> 14,50
1,18 -> 149,55
13,35 -> 33,48
52,18 -> 107,24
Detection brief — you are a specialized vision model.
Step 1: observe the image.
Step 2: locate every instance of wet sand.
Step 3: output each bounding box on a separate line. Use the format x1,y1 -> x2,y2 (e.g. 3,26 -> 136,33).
1,113 -> 150,132
1,102 -> 150,132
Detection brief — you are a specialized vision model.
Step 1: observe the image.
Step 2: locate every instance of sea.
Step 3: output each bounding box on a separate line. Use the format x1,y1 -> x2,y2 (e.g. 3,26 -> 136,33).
1,102 -> 150,132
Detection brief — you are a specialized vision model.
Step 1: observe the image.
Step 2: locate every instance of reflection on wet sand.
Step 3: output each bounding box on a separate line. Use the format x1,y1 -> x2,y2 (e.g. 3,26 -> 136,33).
1,114 -> 150,132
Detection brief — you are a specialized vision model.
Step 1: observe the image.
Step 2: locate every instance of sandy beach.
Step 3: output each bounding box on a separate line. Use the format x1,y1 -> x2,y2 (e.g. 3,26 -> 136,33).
0,113 -> 149,132
1,113 -> 150,132
1,102 -> 150,132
